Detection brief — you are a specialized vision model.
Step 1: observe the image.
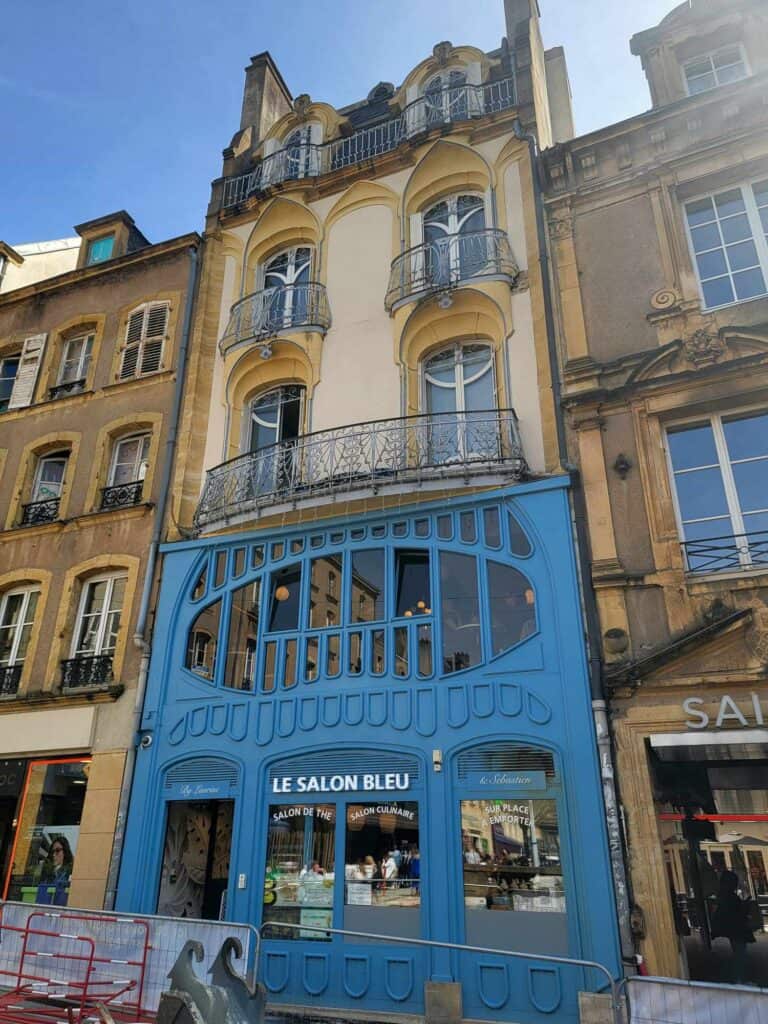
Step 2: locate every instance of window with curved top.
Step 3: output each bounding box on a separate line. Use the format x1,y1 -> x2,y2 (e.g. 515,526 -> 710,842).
246,385 -> 305,496
21,450 -> 69,526
424,69 -> 467,126
102,433 -> 150,509
423,343 -> 496,463
488,561 -> 536,654
185,598 -> 221,680
260,247 -> 312,331
284,126 -> 314,179
423,195 -> 486,287
0,587 -> 40,695
52,333 -> 93,398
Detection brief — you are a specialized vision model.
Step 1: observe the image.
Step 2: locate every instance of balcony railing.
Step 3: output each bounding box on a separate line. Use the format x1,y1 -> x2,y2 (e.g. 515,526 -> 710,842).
385,228 -> 518,312
49,379 -> 86,400
220,282 -> 331,353
20,498 -> 60,527
222,76 -> 517,208
60,654 -> 114,689
195,408 -> 526,528
100,480 -> 144,510
682,530 -> 768,574
0,664 -> 22,696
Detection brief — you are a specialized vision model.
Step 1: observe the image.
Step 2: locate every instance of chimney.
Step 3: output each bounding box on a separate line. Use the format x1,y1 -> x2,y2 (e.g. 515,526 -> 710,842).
240,52 -> 293,144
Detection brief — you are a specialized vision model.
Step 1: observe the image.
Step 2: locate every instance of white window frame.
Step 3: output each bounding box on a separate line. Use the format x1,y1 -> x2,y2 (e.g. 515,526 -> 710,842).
681,44 -> 750,97
31,451 -> 69,503
71,573 -> 127,659
108,433 -> 151,486
664,406 -> 768,572
683,177 -> 768,311
421,341 -> 496,415
421,193 -> 487,284
257,247 -> 313,329
0,587 -> 39,667
58,333 -> 94,386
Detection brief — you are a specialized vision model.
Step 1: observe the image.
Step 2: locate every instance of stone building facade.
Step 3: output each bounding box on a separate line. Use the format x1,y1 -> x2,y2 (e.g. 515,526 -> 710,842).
543,0 -> 768,986
0,212 -> 199,909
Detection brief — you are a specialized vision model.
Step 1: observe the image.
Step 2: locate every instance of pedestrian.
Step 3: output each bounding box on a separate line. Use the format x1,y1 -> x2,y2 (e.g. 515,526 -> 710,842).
711,869 -> 755,984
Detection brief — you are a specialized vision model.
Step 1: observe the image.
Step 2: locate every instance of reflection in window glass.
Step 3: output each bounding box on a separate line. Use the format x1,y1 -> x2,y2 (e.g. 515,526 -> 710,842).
225,580 -> 260,690
345,803 -> 420,907
5,760 -> 90,905
483,507 -> 501,548
263,641 -> 277,691
305,637 -> 319,682
326,635 -> 340,677
233,548 -> 246,577
417,623 -> 433,677
394,627 -> 409,677
461,799 -> 565,917
157,800 -> 233,920
214,551 -> 227,588
508,511 -> 532,557
192,565 -> 207,600
351,550 -> 385,622
460,511 -> 476,543
186,600 -> 221,679
309,555 -> 343,629
284,639 -> 298,688
488,562 -> 536,654
371,630 -> 385,674
440,552 -> 481,673
395,551 -> 431,618
268,565 -> 302,632
349,632 -> 362,674
264,804 -> 335,940
437,514 -> 452,540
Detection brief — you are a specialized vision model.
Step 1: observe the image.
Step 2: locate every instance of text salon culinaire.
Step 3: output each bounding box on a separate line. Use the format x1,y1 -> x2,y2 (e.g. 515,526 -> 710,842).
271,773 -> 411,794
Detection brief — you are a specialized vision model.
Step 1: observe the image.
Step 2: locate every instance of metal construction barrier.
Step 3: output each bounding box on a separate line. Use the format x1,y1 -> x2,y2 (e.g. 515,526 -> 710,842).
621,974 -> 768,1024
0,902 -> 259,1016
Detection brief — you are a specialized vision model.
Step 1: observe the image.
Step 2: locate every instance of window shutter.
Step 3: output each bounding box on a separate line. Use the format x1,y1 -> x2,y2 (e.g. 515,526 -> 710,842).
140,303 -> 168,374
8,333 -> 47,409
120,308 -> 145,380
140,341 -> 163,375
126,308 -> 145,345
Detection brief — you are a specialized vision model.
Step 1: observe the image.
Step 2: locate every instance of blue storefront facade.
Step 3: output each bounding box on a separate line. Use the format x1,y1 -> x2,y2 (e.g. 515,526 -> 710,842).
116,479 -> 620,1022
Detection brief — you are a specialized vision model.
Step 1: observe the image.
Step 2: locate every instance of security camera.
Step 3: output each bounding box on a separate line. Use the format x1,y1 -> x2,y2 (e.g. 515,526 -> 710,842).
139,734 -> 153,749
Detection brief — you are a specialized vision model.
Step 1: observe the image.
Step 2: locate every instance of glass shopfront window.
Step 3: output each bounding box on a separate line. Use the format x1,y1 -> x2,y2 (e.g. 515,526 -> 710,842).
344,802 -> 420,908
157,800 -> 234,920
264,804 -> 336,940
461,798 -> 568,954
3,758 -> 90,906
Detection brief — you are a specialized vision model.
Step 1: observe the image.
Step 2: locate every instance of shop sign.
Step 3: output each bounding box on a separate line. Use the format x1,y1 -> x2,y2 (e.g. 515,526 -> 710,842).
683,693 -> 765,730
169,781 -> 233,800
271,773 -> 410,794
462,770 -> 547,790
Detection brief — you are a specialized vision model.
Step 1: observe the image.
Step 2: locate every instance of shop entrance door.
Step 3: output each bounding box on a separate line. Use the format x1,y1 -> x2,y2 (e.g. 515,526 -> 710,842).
652,746 -> 768,987
157,800 -> 234,920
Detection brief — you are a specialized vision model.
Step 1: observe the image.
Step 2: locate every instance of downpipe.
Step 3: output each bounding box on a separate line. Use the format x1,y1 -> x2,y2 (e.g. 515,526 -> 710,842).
512,119 -> 634,962
103,243 -> 201,909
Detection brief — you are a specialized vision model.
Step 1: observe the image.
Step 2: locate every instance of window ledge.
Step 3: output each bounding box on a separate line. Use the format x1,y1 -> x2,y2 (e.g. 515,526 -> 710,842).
0,683 -> 124,712
0,503 -> 153,541
102,370 -> 175,392
685,564 -> 768,586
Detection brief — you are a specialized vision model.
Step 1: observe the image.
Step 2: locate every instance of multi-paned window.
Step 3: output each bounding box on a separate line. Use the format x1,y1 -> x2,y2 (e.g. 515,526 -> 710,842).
667,410 -> 768,572
85,235 -> 115,265
0,588 -> 40,687
683,45 -> 748,96
55,334 -> 94,393
0,356 -> 19,413
31,452 -> 68,504
72,575 -> 126,659
119,303 -> 169,379
685,180 -> 768,308
422,195 -> 486,287
110,434 -> 150,487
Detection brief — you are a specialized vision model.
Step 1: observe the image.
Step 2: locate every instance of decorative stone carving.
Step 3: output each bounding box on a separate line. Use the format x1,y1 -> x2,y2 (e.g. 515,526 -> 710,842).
550,216 -> 573,239
682,328 -> 727,367
650,288 -> 680,311
292,94 -> 312,119
432,41 -> 454,66
613,454 -> 631,479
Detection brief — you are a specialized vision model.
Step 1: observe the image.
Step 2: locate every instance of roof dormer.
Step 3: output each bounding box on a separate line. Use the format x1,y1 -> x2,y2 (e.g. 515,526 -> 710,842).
73,211 -> 150,270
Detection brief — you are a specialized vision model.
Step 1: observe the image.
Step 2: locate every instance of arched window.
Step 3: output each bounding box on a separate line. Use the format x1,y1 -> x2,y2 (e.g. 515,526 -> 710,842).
260,247 -> 312,330
245,385 -> 306,496
423,194 -> 486,286
284,126 -> 314,180
102,433 -> 151,510
424,69 -> 467,126
423,344 -> 496,463
22,449 -> 69,526
0,586 -> 40,694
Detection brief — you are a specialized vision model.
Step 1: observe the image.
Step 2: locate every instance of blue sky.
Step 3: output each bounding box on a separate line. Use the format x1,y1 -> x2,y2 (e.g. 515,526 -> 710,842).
1,0 -> 673,247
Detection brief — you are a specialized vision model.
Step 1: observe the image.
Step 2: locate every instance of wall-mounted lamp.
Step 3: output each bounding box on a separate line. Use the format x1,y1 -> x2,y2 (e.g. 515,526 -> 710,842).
275,585 -> 290,602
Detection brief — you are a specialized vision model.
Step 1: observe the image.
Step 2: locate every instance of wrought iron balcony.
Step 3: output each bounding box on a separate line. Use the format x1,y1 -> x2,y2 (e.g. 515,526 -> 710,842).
20,498 -> 60,527
682,530 -> 768,574
222,76 -> 516,208
385,229 -> 518,312
49,379 -> 86,400
220,283 -> 331,354
0,664 -> 22,696
100,480 -> 144,510
60,654 -> 114,689
195,408 -> 525,528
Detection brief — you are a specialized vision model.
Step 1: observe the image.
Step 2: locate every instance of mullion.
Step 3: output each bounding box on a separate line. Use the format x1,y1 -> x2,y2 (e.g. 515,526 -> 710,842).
712,416 -> 750,565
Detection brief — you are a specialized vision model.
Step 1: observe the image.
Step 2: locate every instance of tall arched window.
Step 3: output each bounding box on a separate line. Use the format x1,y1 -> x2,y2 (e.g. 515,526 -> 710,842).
246,385 -> 306,495
423,195 -> 486,287
284,126 -> 314,180
424,69 -> 468,126
423,344 -> 496,462
260,247 -> 312,331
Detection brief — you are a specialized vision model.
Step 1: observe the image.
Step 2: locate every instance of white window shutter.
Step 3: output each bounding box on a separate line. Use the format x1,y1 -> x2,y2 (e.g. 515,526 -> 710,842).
8,333 -> 47,409
126,308 -> 145,344
120,346 -> 139,379
146,303 -> 168,340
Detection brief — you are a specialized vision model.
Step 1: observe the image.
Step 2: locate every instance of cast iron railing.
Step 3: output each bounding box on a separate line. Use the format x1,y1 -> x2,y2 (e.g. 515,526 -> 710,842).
49,379 -> 87,400
100,480 -> 144,510
222,76 -> 517,207
60,654 -> 114,689
0,664 -> 22,696
195,408 -> 525,527
682,529 -> 768,574
220,282 -> 331,353
20,498 -> 60,526
385,228 -> 518,311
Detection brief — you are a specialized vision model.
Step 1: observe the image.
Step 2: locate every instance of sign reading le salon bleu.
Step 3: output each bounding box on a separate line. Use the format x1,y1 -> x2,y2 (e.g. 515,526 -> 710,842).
272,773 -> 410,794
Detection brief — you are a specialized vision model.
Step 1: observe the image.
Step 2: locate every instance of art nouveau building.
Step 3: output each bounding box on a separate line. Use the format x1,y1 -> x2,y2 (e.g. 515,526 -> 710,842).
116,3 -> 622,1021
0,213 -> 199,909
543,0 -> 768,988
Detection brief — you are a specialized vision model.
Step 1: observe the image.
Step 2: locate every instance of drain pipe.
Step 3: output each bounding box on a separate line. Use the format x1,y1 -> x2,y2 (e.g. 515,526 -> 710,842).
513,119 -> 634,960
103,241 -> 201,909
